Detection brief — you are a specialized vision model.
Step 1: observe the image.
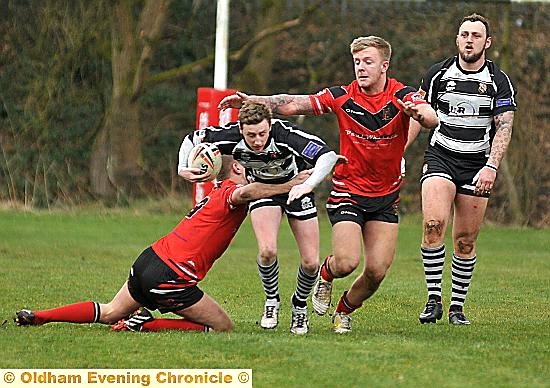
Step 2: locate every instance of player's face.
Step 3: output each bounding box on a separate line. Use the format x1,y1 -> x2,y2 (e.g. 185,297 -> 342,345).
457,21 -> 491,65
240,119 -> 271,152
353,47 -> 389,94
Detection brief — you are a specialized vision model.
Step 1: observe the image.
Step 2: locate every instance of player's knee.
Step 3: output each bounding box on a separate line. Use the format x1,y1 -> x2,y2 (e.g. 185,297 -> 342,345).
332,254 -> 359,276
423,219 -> 445,245
364,267 -> 387,287
455,235 -> 476,256
300,257 -> 319,275
257,246 -> 277,264
212,319 -> 234,332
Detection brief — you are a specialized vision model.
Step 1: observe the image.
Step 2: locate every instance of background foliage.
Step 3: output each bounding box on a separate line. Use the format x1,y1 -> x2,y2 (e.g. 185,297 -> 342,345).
0,0 -> 548,225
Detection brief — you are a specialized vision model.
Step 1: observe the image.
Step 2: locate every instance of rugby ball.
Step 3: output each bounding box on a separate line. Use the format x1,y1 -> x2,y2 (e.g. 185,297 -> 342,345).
187,143 -> 222,180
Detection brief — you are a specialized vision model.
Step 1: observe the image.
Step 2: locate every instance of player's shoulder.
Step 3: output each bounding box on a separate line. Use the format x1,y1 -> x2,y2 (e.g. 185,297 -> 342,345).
485,59 -> 513,82
204,121 -> 240,140
425,56 -> 456,78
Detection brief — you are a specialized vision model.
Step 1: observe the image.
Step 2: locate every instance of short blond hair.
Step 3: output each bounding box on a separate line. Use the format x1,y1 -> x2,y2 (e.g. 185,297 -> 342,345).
350,36 -> 392,62
238,101 -> 272,126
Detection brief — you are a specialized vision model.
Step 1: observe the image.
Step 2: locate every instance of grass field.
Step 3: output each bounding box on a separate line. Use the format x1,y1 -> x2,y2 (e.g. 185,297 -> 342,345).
1,207 -> 549,387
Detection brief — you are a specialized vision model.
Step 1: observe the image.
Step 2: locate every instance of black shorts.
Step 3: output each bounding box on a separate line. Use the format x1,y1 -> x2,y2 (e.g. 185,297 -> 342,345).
248,192 -> 317,220
421,146 -> 490,198
326,190 -> 400,226
127,247 -> 204,313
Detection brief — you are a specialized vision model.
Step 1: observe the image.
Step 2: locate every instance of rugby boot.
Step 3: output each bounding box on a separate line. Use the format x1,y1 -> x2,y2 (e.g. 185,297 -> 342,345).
290,305 -> 308,335
419,299 -> 443,324
111,307 -> 153,332
312,277 -> 333,316
14,309 -> 37,326
448,310 -> 471,325
260,299 -> 279,329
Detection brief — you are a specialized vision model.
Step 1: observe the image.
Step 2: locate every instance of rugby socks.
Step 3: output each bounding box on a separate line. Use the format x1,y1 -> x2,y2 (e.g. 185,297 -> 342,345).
291,265 -> 318,308
257,258 -> 280,302
335,291 -> 362,315
141,319 -> 208,332
450,254 -> 476,312
421,245 -> 445,302
319,255 -> 335,282
31,301 -> 100,325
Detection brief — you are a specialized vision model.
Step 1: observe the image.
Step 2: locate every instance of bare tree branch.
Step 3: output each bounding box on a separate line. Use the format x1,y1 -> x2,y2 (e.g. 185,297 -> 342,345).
141,0 -> 322,93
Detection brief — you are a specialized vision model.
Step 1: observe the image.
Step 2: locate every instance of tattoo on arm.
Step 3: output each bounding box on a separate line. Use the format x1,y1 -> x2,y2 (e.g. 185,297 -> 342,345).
488,111 -> 514,167
258,94 -> 315,115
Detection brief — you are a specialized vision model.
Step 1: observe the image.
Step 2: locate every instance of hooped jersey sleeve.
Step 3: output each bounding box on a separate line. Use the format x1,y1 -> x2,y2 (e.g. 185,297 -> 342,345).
270,119 -> 332,166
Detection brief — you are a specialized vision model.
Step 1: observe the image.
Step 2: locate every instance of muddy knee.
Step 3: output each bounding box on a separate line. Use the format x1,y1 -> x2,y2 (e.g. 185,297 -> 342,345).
423,219 -> 445,246
455,236 -> 475,256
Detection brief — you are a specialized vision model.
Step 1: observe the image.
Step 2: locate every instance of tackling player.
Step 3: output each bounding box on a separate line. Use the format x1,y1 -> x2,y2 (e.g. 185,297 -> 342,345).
15,157 -> 311,332
219,36 -> 438,333
179,101 -> 345,335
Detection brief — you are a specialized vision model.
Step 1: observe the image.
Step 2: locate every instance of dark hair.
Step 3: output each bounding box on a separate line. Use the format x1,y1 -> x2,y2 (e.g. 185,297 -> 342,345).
238,101 -> 272,126
460,13 -> 491,37
217,155 -> 235,181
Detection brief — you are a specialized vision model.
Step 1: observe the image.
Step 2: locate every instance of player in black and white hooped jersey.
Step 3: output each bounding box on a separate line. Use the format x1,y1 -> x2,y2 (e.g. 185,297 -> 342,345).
408,13 -> 517,325
178,101 -> 344,335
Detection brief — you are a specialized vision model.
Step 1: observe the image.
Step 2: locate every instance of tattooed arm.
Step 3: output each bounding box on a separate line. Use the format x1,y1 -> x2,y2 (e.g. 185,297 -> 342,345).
218,91 -> 315,116
487,111 -> 515,168
472,111 -> 515,195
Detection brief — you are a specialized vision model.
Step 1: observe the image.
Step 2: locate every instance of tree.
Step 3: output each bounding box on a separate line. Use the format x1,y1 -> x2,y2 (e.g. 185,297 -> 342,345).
90,0 -> 171,202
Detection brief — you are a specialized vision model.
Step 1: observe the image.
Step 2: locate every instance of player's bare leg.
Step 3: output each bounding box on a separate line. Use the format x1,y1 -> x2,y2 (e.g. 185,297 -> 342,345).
100,282 -> 142,323
313,221 -> 362,315
447,193 -> 489,325
251,206 -> 283,328
176,293 -> 233,332
419,177 -> 455,324
288,217 -> 320,334
333,221 -> 398,333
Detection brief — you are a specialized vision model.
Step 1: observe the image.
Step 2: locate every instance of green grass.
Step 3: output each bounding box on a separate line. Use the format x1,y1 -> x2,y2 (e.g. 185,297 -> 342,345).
1,208 -> 549,387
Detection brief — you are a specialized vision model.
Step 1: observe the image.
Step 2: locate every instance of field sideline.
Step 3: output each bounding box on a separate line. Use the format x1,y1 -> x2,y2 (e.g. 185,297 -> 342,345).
1,208 -> 548,387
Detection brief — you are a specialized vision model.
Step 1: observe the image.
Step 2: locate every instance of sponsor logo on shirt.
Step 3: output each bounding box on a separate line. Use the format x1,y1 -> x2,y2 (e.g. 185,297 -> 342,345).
446,81 -> 456,92
301,141 -> 323,159
478,83 -> 488,94
345,108 -> 365,116
410,92 -> 424,102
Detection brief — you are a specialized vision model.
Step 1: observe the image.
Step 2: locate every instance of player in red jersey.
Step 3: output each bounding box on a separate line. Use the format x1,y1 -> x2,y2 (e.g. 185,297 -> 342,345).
14,157 -> 311,332
219,36 -> 439,333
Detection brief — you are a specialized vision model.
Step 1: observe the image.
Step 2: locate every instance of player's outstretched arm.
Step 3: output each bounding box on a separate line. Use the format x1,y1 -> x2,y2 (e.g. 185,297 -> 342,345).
231,170 -> 312,205
287,152 -> 347,203
397,99 -> 439,129
218,91 -> 315,116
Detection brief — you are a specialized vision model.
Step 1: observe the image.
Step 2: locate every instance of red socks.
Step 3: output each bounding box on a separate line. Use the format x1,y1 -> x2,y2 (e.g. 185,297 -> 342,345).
319,255 -> 335,282
141,318 -> 208,332
32,301 -> 100,325
335,291 -> 362,315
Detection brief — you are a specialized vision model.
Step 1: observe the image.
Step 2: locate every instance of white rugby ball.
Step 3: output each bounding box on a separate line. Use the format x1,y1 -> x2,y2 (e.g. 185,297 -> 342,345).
187,143 -> 222,180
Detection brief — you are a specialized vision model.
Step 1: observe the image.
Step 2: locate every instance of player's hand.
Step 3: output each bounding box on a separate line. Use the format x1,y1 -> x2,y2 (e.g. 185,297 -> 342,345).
336,154 -> 348,165
397,99 -> 424,122
218,91 -> 250,111
472,166 -> 497,196
287,183 -> 313,204
292,169 -> 313,184
178,168 -> 212,183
